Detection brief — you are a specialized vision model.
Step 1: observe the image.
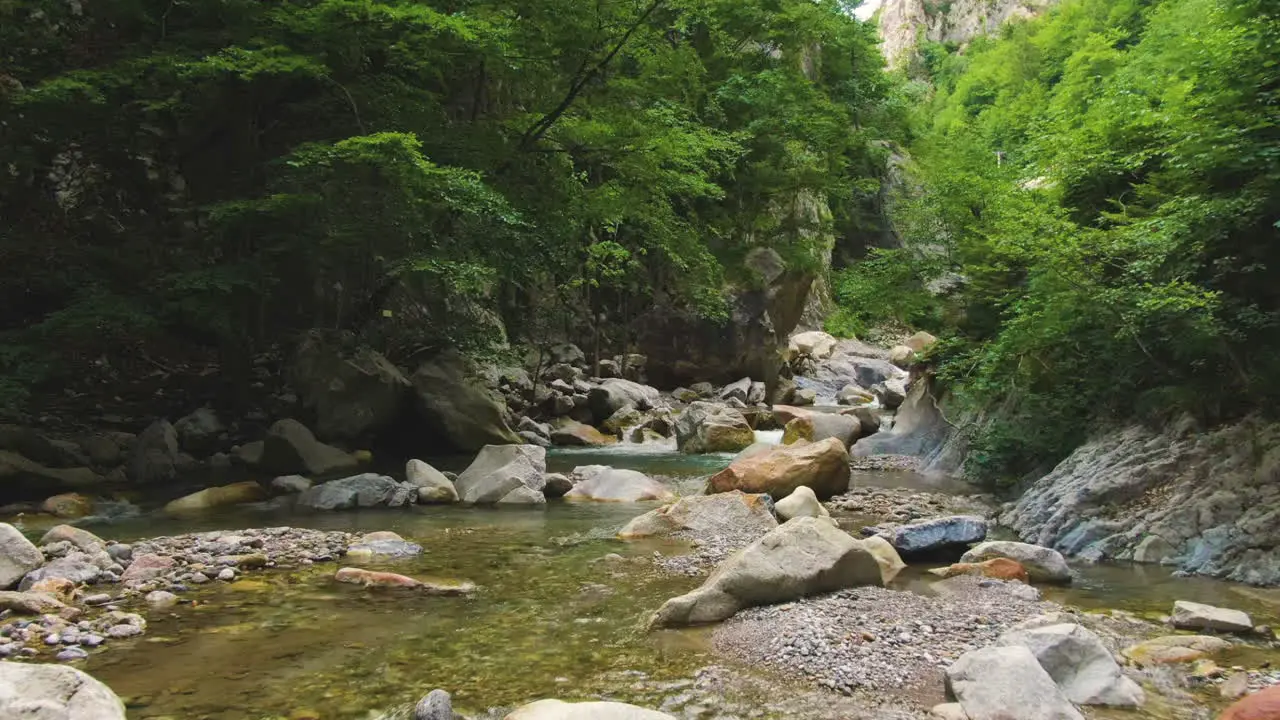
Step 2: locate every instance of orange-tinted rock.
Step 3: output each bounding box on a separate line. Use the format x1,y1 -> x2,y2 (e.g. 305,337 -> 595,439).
707,437 -> 850,500
334,567 -> 475,595
40,493 -> 93,519
28,577 -> 77,603
771,406 -> 813,426
929,558 -> 1030,583
1219,686 -> 1280,720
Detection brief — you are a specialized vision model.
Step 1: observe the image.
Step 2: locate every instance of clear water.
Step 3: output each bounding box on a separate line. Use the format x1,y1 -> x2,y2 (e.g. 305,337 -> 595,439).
32,442 -> 1280,718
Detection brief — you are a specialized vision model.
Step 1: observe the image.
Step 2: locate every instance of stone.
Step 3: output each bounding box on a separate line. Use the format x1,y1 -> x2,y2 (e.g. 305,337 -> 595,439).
412,349 -> 521,452
497,486 -> 547,505
651,517 -> 885,627
549,419 -> 617,447
128,419 -> 182,484
1220,672 -> 1249,700
885,515 -> 987,558
780,414 -> 861,448
961,541 -> 1072,584
0,451 -> 103,494
1132,534 -> 1177,564
406,459 -> 459,503
174,407 -> 225,455
334,567 -> 475,594
57,647 -> 89,661
40,493 -> 93,519
292,332 -> 412,442
793,388 -> 817,406
28,577 -> 77,603
0,661 -> 127,719
504,699 -> 675,720
930,558 -> 1030,583
1122,635 -> 1232,665
837,384 -> 875,406
674,402 -> 755,454
454,444 -> 547,505
707,437 -> 850,500
773,485 -> 829,521
121,553 -> 177,587
542,473 -> 573,498
889,345 -> 917,368
217,567 -> 236,581
415,689 -> 454,720
82,433 -> 128,467
21,552 -> 106,589
996,623 -> 1145,707
786,331 -> 838,363
690,382 -> 715,397
930,704 -> 969,720
601,406 -> 645,436
0,426 -> 85,467
164,481 -> 266,514
1219,685 -> 1280,720
873,378 -> 908,409
945,645 -> 1084,720
618,491 -> 777,540
0,590 -> 80,619
260,419 -> 359,476
564,466 -> 675,502
234,441 -> 265,467
518,430 -> 551,447
1170,600 -> 1253,633
587,379 -> 661,421
145,590 -> 179,609
297,474 -> 413,511
720,377 -> 752,403
346,532 -> 423,561
271,475 -> 312,493
0,522 -> 44,589
39,525 -> 105,553
862,535 -> 907,584
906,331 -> 939,353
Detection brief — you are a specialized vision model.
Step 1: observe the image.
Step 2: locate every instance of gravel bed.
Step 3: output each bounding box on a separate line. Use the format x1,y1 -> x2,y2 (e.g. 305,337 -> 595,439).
848,455 -> 923,472
657,525 -> 773,577
827,485 -> 992,524
714,576 -> 1057,697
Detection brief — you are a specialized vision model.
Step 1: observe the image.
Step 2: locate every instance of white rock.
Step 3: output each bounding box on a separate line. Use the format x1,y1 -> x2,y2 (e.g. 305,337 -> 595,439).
504,699 -> 676,720
946,645 -> 1084,720
774,485 -> 829,521
1170,600 -> 1253,633
0,522 -> 44,589
454,445 -> 546,505
406,459 -> 459,503
0,662 -> 126,718
997,623 -> 1144,707
961,541 -> 1072,584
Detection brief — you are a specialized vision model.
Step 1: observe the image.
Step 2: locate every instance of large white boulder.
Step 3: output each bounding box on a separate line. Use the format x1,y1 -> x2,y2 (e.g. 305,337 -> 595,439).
618,491 -> 777,540
961,541 -> 1072,584
649,517 -> 884,627
674,402 -> 754,454
1170,600 -> 1253,633
563,466 -> 674,502
946,645 -> 1084,720
454,445 -> 547,505
773,485 -> 829,521
406,459 -> 458,503
997,623 -> 1145,707
0,662 -> 127,719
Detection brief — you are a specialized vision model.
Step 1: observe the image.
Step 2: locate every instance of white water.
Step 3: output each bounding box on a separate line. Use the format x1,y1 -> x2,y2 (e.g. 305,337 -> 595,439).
754,429 -> 784,445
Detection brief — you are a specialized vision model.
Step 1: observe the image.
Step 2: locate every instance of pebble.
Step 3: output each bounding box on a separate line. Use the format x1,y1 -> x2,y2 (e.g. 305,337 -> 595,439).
146,590 -> 179,608
82,593 -> 112,605
217,568 -> 236,581
56,647 -> 88,661
189,572 -> 210,584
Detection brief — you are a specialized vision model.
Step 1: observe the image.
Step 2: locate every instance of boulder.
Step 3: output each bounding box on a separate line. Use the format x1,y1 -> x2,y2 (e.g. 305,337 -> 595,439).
601,407 -> 647,437
296,473 -> 415,511
906,331 -> 939,353
164,481 -> 265,514
862,535 -> 907,584
650,517 -> 884,627
549,419 -> 617,447
414,689 -> 454,720
873,378 -> 908,409
690,382 -> 715,397
930,558 -> 1029,583
886,515 -> 987,558
843,406 -> 882,435
20,550 -> 109,589
542,473 -> 573,499
120,553 -> 177,587
587,379 -> 661,421
291,332 -> 413,442
930,703 -> 968,720
40,492 -> 93,518
28,577 -> 77,603
174,407 -> 225,455
961,542 -> 1072,584
128,419 -> 183,484
773,485 -> 829,521
780,414 -> 861,448
618,491 -> 777,540
82,432 -> 131,467
837,384 -> 875,406
334,567 -> 475,594
1170,600 -> 1253,633
406,459 -> 459,503
0,522 -> 43,589
0,590 -> 80,618
707,437 -> 850,500
945,645 -> 1085,720
996,623 -> 1145,707
0,662 -> 127,719
39,525 -> 105,553
260,419 -> 359,476
504,699 -> 675,720
271,475 -> 312,494
1123,635 -> 1232,666
412,349 -> 521,452
564,466 -> 675,503
0,450 -> 102,496
786,331 -> 838,363
674,402 -> 755,454
346,531 -> 423,561
792,388 -> 817,406
454,445 -> 547,505
889,345 -> 917,369
720,377 -> 752,403
1218,685 -> 1280,720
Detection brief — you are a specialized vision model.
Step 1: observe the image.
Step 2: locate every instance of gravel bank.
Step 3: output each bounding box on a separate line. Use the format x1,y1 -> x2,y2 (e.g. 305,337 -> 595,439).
827,485 -> 993,524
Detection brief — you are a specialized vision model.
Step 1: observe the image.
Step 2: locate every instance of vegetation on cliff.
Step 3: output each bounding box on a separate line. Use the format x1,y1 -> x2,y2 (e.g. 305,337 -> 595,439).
852,0 -> 1280,481
0,0 -> 902,415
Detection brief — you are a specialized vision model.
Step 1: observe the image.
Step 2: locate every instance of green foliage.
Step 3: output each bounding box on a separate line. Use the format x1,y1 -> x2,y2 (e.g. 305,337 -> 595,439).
862,0 -> 1280,484
825,249 -> 943,338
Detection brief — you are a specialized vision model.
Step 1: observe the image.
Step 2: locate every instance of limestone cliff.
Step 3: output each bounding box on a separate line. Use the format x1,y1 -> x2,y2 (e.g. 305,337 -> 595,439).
878,0 -> 1058,69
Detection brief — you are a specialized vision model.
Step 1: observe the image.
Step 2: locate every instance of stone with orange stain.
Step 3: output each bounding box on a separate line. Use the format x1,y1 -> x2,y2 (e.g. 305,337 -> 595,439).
1219,686 -> 1280,720
28,576 -> 77,603
707,437 -> 850,500
334,567 -> 475,595
929,557 -> 1030,583
617,490 -> 777,539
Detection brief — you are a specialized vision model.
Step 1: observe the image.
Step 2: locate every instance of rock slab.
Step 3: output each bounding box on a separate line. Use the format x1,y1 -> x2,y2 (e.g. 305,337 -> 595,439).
454,445 -> 547,505
961,541 -> 1072,584
0,661 -> 127,719
1170,600 -> 1253,633
946,645 -> 1084,720
997,623 -> 1144,707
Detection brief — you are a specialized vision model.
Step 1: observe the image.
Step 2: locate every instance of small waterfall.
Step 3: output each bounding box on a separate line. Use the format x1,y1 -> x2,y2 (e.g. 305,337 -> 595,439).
754,429 -> 784,445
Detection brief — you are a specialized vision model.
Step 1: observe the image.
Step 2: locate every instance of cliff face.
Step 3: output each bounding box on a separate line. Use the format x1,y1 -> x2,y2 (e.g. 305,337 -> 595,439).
878,0 -> 1058,69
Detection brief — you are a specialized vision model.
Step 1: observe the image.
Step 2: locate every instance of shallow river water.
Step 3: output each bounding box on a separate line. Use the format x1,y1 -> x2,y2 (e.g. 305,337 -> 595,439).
49,442 -> 1280,719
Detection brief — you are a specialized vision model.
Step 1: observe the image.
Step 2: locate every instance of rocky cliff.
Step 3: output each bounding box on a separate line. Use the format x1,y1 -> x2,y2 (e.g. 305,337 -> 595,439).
878,0 -> 1058,69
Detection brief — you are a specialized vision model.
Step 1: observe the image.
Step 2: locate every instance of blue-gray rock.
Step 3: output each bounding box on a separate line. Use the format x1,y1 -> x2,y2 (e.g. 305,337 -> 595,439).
884,515 -> 987,557
296,473 -> 414,511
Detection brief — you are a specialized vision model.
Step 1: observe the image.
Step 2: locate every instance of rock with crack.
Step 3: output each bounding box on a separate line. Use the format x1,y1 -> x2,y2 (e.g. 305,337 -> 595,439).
674,402 -> 755,454
648,516 -> 884,628
454,444 -> 547,505
945,645 -> 1084,720
884,515 -> 987,558
996,623 -> 1144,707
297,473 -> 416,511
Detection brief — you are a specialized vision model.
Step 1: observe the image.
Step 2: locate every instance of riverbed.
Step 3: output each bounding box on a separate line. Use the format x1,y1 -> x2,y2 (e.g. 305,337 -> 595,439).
34,442 -> 1280,719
